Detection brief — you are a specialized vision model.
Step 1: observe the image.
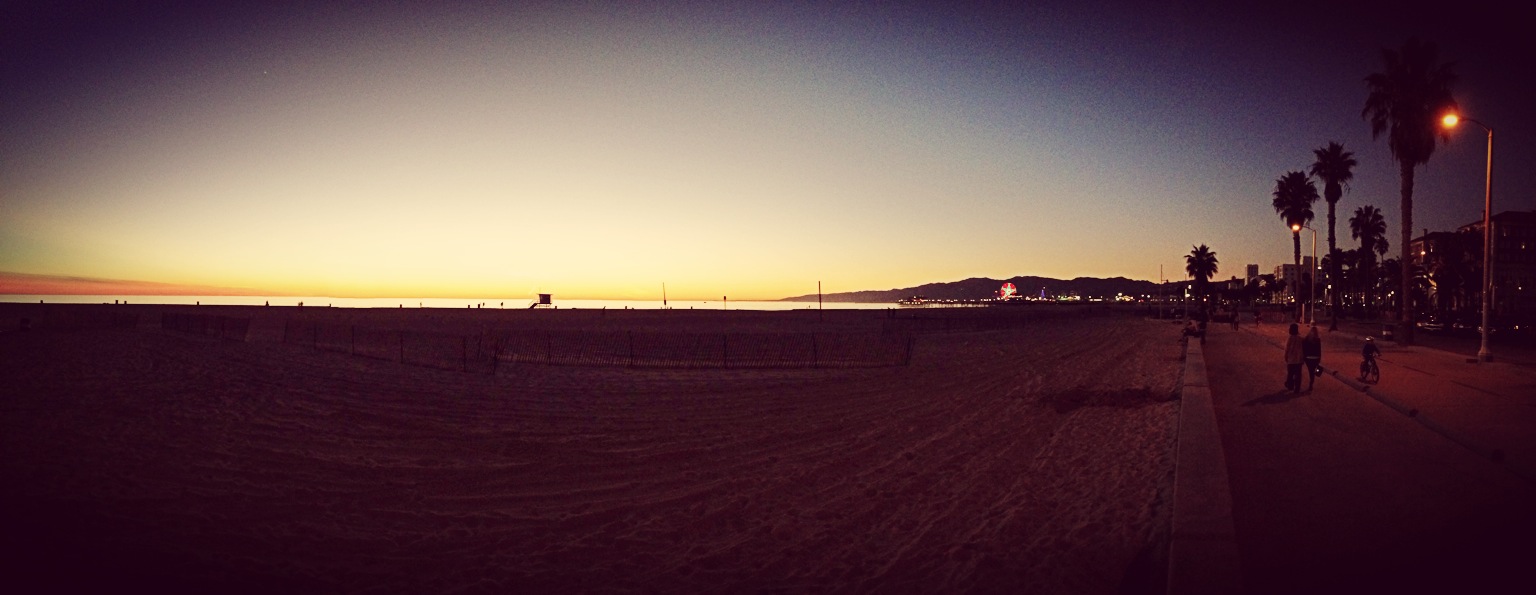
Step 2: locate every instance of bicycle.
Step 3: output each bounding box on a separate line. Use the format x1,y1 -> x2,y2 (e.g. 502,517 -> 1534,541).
1358,357 -> 1380,384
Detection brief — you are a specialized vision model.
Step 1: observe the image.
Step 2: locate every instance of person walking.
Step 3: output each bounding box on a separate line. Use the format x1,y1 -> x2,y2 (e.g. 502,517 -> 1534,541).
1284,323 -> 1304,392
1302,325 -> 1323,391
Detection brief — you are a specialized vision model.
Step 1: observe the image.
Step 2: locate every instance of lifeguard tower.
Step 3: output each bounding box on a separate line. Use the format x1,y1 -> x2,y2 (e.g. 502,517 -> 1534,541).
528,294 -> 553,309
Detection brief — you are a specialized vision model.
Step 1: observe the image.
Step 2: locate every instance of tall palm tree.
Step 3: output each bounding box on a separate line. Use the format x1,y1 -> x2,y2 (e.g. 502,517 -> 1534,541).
1363,37 -> 1458,344
1381,258 -> 1404,313
1333,248 -> 1360,309
1350,205 -> 1389,315
1309,141 -> 1357,329
1185,244 -> 1219,310
1272,171 -> 1318,317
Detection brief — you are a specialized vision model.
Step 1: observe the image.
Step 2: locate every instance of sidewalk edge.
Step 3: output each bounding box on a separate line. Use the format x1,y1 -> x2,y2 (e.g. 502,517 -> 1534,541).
1166,339 -> 1242,594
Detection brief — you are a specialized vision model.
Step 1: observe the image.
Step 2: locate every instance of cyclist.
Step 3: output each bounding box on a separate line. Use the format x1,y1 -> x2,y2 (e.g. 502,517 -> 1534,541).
1360,337 -> 1382,382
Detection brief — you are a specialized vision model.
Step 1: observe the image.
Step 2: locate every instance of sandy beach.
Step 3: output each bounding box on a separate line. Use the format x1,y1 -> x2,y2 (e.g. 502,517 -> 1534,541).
1,304 -> 1183,593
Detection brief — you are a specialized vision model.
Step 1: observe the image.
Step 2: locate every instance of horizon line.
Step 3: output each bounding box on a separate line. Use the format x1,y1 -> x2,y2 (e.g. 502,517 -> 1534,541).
2,270 -> 1187,302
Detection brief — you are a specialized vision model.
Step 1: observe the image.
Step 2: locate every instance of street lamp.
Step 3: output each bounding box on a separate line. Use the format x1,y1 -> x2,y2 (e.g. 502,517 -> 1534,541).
1442,112 -> 1494,362
1291,223 -> 1318,324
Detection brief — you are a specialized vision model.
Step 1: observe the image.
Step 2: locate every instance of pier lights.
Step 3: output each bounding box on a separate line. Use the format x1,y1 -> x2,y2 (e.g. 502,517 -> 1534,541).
1441,111 -> 1494,362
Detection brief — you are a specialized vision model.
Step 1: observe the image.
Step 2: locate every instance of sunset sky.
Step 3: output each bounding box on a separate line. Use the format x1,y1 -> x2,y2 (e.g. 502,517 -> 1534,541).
3,1 -> 1531,301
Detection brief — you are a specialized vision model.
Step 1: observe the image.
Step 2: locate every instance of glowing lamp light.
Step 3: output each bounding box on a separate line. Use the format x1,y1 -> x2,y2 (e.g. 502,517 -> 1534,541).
1441,113 -> 1460,128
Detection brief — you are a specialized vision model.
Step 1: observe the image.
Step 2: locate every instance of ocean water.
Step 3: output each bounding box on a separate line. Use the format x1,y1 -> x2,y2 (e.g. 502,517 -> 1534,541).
0,295 -> 894,311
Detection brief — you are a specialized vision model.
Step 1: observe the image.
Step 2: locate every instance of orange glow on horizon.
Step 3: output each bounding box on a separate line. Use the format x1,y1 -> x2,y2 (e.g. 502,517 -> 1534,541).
0,272 -> 272,297
0,271 -> 841,301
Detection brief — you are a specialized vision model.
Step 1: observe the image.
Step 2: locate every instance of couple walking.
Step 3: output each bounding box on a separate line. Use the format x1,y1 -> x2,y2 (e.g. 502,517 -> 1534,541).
1284,323 -> 1323,393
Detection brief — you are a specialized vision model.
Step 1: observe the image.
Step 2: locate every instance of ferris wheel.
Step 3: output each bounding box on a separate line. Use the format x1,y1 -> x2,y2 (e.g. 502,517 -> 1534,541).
1000,282 -> 1017,298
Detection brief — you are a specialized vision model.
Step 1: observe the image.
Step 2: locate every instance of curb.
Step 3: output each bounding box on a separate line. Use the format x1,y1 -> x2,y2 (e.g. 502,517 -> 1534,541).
1166,339 -> 1243,594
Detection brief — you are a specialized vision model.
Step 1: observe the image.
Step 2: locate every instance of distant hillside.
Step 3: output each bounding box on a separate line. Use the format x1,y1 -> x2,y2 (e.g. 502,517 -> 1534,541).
780,276 -> 1161,303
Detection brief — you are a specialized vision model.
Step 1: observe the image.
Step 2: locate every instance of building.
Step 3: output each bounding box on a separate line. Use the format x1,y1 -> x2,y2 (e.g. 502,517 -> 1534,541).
1245,264 -> 1259,284
1408,229 -> 1467,313
1408,229 -> 1461,271
1457,210 -> 1536,320
1273,257 -> 1318,301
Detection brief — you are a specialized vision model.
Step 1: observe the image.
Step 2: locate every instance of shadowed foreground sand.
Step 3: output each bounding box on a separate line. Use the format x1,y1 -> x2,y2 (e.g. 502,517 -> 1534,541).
1,306 -> 1182,593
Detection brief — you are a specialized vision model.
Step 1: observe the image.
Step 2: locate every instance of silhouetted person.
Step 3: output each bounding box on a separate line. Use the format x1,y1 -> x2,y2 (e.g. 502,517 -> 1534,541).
1284,323 -> 1304,392
1360,337 -> 1382,382
1302,325 -> 1323,391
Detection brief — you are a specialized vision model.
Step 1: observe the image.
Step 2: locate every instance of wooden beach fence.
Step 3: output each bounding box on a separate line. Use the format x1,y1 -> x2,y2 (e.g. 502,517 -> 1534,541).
280,321 -> 500,374
491,329 -> 910,369
278,318 -> 911,373
163,312 -> 250,341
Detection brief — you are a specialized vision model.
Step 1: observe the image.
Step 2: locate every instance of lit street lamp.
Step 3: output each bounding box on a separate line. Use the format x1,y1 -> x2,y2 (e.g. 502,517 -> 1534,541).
1442,113 -> 1494,362
1291,222 -> 1318,324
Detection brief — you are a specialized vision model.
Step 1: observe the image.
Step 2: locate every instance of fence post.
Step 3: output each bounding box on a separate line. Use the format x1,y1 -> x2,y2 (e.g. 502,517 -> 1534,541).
811,333 -> 818,369
492,341 -> 501,375
904,335 -> 914,366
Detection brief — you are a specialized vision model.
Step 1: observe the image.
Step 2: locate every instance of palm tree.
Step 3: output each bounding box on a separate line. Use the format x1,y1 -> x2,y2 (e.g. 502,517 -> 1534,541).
1333,248 -> 1360,311
1350,205 -> 1389,315
1262,275 -> 1285,305
1272,171 -> 1318,317
1363,37 -> 1458,344
1381,258 -> 1404,313
1309,141 -> 1357,329
1185,244 -> 1219,311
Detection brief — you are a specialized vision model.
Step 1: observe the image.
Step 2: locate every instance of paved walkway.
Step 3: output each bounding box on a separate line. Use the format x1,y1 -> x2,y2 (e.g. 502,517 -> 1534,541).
1196,321 -> 1536,594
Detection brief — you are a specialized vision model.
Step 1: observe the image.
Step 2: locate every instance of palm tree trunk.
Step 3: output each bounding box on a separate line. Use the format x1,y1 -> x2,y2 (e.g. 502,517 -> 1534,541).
1293,231 -> 1302,321
1362,252 -> 1374,317
1399,160 -> 1415,345
1328,203 -> 1339,330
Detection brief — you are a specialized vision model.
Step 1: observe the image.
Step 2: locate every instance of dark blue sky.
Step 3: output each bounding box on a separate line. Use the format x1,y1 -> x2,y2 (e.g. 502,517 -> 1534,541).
3,1 -> 1532,297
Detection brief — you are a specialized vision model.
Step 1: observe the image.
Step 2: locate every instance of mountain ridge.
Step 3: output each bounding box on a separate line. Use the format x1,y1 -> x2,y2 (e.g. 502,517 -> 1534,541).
780,276 -> 1163,303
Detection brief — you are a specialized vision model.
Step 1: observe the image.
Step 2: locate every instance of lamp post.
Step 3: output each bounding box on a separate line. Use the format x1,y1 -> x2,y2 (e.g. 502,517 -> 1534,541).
1442,113 -> 1494,362
1291,223 -> 1317,324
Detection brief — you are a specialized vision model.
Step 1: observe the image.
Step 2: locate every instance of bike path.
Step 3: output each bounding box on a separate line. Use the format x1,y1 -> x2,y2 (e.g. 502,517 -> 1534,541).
1198,324 -> 1536,594
1245,321 -> 1536,480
